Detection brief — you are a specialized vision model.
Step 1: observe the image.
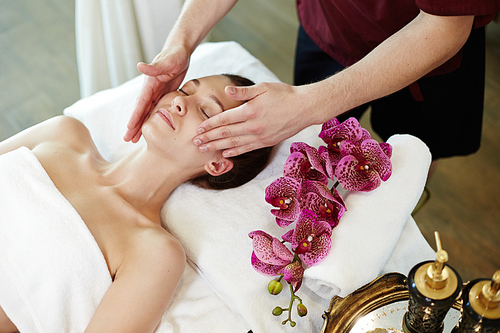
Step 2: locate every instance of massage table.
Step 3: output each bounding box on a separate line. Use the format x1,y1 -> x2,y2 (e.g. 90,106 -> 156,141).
0,41 -> 435,332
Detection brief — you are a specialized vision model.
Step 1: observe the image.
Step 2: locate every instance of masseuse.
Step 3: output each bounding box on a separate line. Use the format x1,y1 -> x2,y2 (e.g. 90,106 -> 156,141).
124,0 -> 500,163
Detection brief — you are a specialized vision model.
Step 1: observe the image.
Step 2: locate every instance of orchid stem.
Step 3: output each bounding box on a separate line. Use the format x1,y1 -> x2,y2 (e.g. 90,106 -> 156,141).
281,283 -> 302,327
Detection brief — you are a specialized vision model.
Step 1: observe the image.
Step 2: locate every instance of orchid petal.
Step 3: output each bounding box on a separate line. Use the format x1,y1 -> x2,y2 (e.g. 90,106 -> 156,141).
300,233 -> 332,267
380,142 -> 393,158
265,177 -> 301,224
319,117 -> 364,148
299,181 -> 345,226
252,234 -> 291,266
287,143 -> 328,184
312,220 -> 333,238
335,154 -> 381,191
360,139 -> 392,181
281,229 -> 294,243
272,238 -> 294,262
251,252 -> 284,276
319,118 -> 340,135
335,139 -> 392,191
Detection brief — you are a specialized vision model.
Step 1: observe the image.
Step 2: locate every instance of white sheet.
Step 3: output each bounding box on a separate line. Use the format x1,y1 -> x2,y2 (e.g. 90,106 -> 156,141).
62,41 -> 434,332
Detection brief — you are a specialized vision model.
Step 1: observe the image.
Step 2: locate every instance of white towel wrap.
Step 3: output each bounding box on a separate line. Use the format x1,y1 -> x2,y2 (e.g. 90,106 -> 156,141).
0,147 -> 112,333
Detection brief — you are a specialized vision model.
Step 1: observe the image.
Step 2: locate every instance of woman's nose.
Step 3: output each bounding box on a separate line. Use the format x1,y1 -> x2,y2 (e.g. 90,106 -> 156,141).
171,96 -> 188,116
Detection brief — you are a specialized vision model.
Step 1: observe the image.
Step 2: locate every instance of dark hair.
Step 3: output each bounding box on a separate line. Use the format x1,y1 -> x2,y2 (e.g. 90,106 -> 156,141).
191,74 -> 273,190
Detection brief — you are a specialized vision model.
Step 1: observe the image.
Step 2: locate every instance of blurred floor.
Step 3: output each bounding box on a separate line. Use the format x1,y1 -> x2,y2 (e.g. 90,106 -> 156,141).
0,0 -> 498,283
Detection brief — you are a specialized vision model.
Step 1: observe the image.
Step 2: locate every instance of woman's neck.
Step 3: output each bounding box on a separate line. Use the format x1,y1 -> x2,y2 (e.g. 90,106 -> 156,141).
101,145 -> 199,222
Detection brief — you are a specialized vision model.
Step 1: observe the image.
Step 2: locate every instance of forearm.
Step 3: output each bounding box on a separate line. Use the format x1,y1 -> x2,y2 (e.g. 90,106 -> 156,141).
164,0 -> 239,53
302,11 -> 474,125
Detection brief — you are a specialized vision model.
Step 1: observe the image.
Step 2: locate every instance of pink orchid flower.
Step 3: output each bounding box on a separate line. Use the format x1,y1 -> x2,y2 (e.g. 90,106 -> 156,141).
318,117 -> 371,178
299,180 -> 345,227
335,139 -> 392,192
249,230 -> 305,291
285,142 -> 328,184
290,210 -> 332,267
265,177 -> 302,227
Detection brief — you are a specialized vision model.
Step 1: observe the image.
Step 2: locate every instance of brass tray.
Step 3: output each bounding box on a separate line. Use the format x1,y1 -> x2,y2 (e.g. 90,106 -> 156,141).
320,273 -> 461,333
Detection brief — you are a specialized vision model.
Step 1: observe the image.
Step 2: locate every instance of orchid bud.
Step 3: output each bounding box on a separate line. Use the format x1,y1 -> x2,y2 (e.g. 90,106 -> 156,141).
272,306 -> 283,316
297,303 -> 308,317
268,280 -> 283,295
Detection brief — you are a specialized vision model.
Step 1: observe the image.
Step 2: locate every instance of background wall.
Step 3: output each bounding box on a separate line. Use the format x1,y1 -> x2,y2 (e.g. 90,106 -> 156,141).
1,0 -> 499,282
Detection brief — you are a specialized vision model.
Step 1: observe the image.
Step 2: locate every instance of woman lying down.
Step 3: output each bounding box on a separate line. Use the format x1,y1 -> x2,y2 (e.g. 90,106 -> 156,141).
0,74 -> 272,333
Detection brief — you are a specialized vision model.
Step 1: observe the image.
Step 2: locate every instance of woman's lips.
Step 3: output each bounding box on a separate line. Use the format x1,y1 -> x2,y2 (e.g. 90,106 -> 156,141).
157,108 -> 175,130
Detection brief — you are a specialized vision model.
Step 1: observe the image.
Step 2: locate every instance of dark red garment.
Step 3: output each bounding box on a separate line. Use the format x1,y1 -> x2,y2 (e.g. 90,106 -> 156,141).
296,0 -> 499,76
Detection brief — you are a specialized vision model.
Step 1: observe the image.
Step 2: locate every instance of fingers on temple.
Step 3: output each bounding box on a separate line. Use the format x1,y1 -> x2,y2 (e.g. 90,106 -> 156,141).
198,106 -> 250,133
222,142 -> 263,158
198,133 -> 261,155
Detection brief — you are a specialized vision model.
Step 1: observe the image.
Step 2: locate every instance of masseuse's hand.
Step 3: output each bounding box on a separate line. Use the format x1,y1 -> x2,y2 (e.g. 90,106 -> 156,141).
193,82 -> 315,157
124,45 -> 190,143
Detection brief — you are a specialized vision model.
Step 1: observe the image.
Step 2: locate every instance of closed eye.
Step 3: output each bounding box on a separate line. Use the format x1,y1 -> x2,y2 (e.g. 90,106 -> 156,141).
178,88 -> 210,119
200,108 -> 210,119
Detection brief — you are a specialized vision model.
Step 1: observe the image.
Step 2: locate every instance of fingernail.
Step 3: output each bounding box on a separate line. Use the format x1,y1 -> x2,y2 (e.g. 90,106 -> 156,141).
193,138 -> 201,146
223,151 -> 234,158
227,86 -> 236,94
197,127 -> 205,134
199,145 -> 208,152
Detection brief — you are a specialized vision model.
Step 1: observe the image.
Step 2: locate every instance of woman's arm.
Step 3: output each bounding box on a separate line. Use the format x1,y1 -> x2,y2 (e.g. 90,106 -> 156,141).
85,232 -> 186,333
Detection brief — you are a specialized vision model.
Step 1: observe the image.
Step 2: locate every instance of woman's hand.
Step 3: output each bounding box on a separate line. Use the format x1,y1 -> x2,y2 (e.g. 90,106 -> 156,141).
124,45 -> 190,143
193,82 -> 319,157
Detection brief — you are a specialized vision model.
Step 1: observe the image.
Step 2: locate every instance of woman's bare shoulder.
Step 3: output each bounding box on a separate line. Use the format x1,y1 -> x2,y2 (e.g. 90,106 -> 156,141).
0,115 -> 93,155
121,225 -> 186,275
43,116 -> 93,147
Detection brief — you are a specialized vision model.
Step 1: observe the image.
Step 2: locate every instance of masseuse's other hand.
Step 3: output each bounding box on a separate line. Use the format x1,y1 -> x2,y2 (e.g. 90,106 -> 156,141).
124,45 -> 190,143
193,82 -> 313,157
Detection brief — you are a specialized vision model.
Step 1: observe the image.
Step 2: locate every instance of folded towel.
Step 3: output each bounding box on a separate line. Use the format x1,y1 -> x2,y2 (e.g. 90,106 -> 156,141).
161,131 -> 434,332
304,134 -> 435,299
382,215 -> 436,276
0,147 -> 112,333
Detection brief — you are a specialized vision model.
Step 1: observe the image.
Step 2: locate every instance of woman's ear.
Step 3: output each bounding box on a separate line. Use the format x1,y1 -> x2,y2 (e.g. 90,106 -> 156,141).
204,158 -> 234,176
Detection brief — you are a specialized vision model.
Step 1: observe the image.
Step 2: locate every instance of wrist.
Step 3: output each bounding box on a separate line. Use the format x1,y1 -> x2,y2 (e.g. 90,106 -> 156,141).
163,28 -> 197,55
296,77 -> 352,126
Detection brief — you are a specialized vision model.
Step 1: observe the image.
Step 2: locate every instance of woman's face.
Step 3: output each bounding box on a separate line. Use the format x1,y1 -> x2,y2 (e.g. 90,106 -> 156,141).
142,75 -> 242,163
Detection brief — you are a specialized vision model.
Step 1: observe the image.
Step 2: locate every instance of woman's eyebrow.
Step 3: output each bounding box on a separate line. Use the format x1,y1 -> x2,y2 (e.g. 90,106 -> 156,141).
193,78 -> 224,112
209,94 -> 225,112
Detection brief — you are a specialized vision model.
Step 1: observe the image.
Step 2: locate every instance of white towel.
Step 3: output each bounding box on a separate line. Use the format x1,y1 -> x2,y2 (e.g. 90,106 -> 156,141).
161,131 -> 435,332
304,134 -> 436,299
0,147 -> 112,333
